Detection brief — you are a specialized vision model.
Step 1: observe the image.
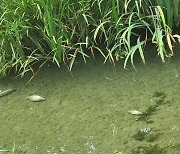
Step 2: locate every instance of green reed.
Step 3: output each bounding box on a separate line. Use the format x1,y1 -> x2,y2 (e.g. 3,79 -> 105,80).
152,0 -> 180,29
0,0 -> 180,77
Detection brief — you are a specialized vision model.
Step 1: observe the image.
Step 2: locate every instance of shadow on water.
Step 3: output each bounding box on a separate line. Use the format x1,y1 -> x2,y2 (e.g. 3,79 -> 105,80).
132,144 -> 167,154
137,91 -> 167,123
1,46 -> 180,153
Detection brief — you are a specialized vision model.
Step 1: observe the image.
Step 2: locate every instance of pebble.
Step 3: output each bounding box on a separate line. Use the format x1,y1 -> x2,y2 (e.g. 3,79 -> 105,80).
140,128 -> 151,133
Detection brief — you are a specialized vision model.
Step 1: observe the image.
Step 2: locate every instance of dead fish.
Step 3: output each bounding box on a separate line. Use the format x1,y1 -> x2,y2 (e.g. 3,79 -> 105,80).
0,89 -> 16,97
26,94 -> 45,102
128,110 -> 143,115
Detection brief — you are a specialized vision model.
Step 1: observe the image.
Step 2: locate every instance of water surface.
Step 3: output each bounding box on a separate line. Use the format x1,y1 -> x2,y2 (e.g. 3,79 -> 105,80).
1,47 -> 180,153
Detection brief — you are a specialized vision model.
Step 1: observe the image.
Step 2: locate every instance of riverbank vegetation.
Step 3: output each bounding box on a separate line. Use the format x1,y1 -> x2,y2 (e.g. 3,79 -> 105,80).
0,0 -> 180,77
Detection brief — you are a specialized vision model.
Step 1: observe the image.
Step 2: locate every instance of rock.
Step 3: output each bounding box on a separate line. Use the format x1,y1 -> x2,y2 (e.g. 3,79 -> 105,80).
26,95 -> 45,102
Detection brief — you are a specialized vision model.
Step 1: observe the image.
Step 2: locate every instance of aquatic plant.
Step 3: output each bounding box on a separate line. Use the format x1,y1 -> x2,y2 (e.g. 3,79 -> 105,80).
0,0 -> 180,77
111,124 -> 123,154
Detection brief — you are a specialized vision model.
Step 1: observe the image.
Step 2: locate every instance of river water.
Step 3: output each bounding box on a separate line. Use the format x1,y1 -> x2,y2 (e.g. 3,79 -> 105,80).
1,47 -> 180,154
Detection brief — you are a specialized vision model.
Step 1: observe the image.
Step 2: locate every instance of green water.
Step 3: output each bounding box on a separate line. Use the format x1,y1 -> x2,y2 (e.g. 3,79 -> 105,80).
1,48 -> 180,154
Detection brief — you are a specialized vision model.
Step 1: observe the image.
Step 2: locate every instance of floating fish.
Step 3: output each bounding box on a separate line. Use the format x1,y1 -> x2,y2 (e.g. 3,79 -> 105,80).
128,110 -> 143,115
26,94 -> 45,102
0,89 -> 16,97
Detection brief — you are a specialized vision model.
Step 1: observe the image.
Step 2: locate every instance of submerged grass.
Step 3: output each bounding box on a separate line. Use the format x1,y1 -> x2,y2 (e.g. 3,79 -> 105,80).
0,0 -> 180,77
0,142 -> 15,154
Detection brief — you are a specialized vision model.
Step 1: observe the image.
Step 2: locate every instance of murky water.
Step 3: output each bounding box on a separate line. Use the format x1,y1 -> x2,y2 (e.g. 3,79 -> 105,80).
1,47 -> 180,154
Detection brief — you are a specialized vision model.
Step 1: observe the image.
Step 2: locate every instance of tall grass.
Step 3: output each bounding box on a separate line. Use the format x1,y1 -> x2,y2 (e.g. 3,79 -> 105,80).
0,0 -> 180,77
152,0 -> 180,29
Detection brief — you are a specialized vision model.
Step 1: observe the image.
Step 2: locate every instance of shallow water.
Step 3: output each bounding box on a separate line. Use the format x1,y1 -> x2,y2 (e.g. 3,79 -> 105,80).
1,47 -> 180,154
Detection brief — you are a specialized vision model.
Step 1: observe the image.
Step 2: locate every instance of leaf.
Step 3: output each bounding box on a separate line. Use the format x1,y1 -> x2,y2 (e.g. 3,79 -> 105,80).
93,21 -> 110,43
166,32 -> 173,54
156,6 -> 166,31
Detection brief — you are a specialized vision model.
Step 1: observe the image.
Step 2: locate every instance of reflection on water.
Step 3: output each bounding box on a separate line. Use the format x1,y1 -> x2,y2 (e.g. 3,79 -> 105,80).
1,47 -> 180,153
